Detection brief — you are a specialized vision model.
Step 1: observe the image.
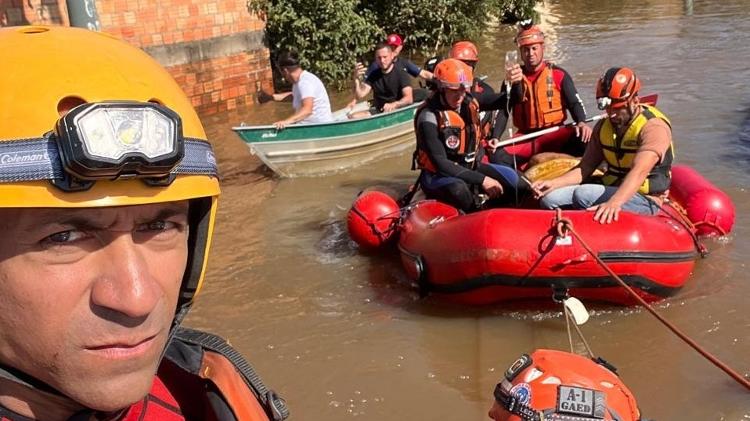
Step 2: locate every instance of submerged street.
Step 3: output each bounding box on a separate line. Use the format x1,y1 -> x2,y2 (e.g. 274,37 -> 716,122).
187,0 -> 750,418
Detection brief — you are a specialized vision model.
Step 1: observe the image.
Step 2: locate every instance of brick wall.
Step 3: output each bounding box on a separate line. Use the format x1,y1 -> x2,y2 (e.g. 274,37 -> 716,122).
0,0 -> 272,115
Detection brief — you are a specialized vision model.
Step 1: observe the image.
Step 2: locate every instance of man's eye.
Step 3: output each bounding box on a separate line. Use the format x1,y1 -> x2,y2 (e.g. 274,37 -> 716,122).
145,221 -> 167,231
139,220 -> 182,232
43,230 -> 86,244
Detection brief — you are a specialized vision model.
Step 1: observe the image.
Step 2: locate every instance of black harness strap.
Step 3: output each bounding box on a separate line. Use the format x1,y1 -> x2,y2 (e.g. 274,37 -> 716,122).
173,327 -> 289,421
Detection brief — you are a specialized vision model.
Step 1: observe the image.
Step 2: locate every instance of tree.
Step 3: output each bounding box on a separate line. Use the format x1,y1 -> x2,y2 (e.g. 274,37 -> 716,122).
248,0 -> 381,89
248,0 -> 540,90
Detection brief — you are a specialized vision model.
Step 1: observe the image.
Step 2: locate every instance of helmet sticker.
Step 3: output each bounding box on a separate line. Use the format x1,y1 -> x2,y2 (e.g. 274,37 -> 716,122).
509,382 -> 532,405
556,385 -> 606,419
445,135 -> 460,149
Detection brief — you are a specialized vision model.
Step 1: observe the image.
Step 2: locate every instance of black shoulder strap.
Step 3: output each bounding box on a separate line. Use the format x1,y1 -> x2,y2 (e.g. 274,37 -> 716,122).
171,327 -> 290,421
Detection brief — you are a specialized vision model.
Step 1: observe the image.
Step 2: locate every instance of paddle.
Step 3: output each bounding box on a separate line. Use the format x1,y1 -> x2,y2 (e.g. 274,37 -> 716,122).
492,93 -> 658,149
257,89 -> 275,104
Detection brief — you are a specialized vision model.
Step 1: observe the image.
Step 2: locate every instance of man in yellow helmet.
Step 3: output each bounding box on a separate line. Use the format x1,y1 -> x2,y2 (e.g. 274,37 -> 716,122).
0,26 -> 287,421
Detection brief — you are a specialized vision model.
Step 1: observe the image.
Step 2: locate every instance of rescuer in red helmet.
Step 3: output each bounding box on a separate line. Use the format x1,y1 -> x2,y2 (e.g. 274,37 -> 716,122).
412,59 -> 526,212
489,21 -> 593,167
531,67 -> 675,224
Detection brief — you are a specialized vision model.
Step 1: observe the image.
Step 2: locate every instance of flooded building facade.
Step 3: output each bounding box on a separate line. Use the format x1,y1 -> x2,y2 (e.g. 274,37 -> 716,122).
0,0 -> 272,115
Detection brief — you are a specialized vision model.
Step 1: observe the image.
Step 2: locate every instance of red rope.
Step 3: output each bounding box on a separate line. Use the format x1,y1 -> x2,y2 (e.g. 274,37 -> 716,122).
553,211 -> 750,391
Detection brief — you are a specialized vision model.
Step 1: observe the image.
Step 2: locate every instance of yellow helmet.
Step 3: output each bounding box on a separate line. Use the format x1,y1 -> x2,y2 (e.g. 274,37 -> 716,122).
0,25 -> 220,310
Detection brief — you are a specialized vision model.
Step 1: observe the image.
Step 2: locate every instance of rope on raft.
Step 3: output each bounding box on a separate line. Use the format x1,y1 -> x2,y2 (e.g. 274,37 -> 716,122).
552,208 -> 750,391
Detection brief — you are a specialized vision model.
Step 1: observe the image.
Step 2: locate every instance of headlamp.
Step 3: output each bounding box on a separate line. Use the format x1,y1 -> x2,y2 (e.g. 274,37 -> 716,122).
596,97 -> 612,111
55,101 -> 184,180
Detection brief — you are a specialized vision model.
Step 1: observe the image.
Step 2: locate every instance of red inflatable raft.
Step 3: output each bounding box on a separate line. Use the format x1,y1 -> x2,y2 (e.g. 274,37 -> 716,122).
348,164 -> 734,305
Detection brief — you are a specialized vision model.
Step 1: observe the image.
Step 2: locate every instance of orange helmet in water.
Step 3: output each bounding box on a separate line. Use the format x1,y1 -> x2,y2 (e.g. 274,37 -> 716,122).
596,67 -> 641,110
433,58 -> 473,90
450,41 -> 479,63
492,349 -> 642,421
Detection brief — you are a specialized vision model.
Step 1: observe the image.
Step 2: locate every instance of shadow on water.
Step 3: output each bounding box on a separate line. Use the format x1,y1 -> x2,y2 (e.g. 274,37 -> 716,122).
727,106 -> 750,166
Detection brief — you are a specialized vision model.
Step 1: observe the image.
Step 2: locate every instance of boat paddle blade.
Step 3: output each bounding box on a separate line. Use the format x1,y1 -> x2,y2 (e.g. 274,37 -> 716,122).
640,93 -> 658,106
257,90 -> 274,104
347,191 -> 400,249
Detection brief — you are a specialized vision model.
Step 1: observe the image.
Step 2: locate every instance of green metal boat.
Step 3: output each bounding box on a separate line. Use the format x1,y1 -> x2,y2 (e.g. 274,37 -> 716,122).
232,102 -> 420,177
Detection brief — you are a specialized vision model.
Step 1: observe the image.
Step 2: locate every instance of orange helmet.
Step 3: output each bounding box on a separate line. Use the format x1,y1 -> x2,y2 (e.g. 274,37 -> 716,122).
516,25 -> 545,47
596,67 -> 641,110
492,349 -> 641,421
433,58 -> 473,90
450,41 -> 479,63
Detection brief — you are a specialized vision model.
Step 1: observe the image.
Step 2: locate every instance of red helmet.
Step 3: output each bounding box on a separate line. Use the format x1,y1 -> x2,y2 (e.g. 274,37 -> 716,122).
515,25 -> 545,47
596,67 -> 641,110
433,58 -> 473,90
450,41 -> 479,62
492,349 -> 641,421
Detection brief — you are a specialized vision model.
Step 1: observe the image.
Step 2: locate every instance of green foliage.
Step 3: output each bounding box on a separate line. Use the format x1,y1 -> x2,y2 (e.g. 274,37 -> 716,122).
359,0 -> 487,57
248,0 -> 381,89
248,0 -> 540,90
489,0 -> 539,23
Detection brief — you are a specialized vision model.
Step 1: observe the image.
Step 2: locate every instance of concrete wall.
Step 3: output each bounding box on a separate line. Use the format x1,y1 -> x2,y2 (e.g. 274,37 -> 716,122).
0,0 -> 272,115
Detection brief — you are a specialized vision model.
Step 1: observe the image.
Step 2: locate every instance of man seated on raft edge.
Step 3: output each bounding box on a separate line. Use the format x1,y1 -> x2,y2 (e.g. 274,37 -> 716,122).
488,349 -> 648,421
531,67 -> 674,224
412,58 -> 530,213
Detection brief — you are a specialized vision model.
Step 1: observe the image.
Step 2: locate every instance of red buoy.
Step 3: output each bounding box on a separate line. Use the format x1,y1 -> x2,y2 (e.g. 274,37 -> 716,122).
347,191 -> 400,249
669,164 -> 735,236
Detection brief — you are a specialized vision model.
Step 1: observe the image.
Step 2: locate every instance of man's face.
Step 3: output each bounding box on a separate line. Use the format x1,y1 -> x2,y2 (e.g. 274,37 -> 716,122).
375,47 -> 395,71
0,201 -> 190,412
520,43 -> 544,69
608,98 -> 638,128
442,87 -> 467,109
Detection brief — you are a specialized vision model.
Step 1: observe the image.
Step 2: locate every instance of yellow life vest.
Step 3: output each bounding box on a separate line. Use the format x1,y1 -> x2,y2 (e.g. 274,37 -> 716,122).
599,104 -> 674,195
512,62 -> 565,132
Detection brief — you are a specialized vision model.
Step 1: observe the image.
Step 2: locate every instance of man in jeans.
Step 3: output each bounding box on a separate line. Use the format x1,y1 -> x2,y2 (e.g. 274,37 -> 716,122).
531,67 -> 674,224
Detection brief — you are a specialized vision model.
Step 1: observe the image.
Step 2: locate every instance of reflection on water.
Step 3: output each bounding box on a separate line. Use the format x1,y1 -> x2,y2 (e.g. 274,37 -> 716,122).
186,1 -> 750,419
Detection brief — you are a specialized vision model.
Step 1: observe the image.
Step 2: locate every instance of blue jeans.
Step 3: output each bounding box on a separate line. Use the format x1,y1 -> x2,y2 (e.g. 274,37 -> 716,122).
420,163 -> 525,212
539,184 -> 659,215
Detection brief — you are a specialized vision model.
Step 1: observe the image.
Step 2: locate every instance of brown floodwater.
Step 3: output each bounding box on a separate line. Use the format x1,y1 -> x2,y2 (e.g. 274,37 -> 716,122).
185,0 -> 750,419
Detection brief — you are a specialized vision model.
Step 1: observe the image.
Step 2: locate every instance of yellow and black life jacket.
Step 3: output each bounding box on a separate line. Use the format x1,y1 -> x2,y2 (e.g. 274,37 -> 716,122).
599,104 -> 674,195
413,94 -> 482,173
512,62 -> 565,132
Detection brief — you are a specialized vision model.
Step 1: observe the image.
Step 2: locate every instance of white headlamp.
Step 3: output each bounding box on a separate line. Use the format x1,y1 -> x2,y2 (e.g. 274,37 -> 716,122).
596,97 -> 612,110
55,101 -> 184,180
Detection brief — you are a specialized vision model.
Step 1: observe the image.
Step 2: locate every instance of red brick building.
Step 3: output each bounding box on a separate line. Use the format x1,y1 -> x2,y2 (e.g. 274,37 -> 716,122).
0,0 -> 272,115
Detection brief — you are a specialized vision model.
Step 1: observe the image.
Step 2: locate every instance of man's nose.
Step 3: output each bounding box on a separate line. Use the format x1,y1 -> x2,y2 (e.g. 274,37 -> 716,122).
90,232 -> 161,322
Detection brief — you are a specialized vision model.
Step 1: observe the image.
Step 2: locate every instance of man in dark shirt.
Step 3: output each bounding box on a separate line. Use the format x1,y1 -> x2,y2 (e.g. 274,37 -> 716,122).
349,43 -> 414,118
364,34 -> 432,81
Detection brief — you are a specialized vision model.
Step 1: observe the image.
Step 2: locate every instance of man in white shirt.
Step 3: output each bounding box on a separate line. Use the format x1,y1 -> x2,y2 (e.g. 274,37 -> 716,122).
272,50 -> 333,129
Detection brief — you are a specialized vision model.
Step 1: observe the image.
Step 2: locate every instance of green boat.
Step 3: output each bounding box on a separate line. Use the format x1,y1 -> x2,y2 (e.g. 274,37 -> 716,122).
232,102 -> 420,177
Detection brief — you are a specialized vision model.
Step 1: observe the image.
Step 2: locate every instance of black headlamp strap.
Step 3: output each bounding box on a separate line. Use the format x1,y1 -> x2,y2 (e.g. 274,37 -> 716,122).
0,136 -> 218,183
495,380 -> 544,421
